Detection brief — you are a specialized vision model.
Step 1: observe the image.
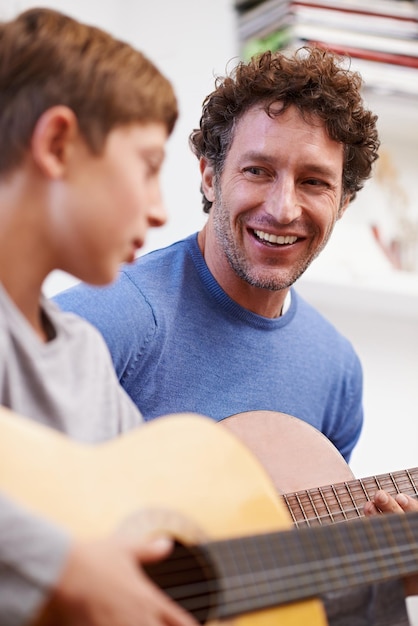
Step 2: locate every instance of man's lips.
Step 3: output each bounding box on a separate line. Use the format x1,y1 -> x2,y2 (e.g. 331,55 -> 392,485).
252,228 -> 298,245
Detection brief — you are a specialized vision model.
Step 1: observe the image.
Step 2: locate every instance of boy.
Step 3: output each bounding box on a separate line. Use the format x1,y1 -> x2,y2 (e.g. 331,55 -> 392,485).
0,7 -> 197,626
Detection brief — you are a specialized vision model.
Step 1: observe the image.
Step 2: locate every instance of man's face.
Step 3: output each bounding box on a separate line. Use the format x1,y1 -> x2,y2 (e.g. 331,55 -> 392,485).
202,104 -> 349,294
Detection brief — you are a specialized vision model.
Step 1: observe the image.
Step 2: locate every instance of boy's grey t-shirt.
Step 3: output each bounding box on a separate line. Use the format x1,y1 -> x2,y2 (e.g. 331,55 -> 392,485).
0,284 -> 143,625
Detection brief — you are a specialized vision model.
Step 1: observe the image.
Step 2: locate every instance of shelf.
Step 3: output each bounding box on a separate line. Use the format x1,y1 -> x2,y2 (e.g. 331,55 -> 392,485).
297,217 -> 418,320
298,267 -> 418,320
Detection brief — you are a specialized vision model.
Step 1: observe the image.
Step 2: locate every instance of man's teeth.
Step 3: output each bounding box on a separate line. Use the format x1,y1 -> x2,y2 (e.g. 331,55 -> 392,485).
254,230 -> 298,245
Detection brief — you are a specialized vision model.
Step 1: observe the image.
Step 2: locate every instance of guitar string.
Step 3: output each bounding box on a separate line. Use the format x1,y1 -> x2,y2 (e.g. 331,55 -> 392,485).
284,499 -> 418,527
283,480 -> 418,526
288,479 -> 418,508
146,527 -> 418,618
287,470 -> 418,506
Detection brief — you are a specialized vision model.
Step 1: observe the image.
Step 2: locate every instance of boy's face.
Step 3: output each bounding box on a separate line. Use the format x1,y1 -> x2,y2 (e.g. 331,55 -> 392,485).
55,122 -> 168,285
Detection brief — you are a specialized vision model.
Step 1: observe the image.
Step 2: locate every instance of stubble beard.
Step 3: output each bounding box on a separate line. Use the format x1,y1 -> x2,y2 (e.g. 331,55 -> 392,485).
211,197 -> 331,292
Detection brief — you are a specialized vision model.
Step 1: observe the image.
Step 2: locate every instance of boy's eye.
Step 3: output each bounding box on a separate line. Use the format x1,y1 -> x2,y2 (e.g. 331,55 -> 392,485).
146,159 -> 162,176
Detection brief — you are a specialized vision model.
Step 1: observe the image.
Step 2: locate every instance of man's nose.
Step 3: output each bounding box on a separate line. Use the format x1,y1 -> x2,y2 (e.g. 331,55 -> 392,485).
266,179 -> 302,224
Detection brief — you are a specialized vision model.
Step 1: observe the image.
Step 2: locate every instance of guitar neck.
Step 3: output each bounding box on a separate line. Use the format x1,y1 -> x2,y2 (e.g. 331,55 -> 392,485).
146,510 -> 418,623
283,467 -> 418,528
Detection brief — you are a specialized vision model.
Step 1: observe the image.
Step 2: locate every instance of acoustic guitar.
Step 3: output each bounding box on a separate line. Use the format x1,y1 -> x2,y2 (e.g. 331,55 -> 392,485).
0,406 -> 417,626
221,410 -> 418,527
0,406 -> 326,626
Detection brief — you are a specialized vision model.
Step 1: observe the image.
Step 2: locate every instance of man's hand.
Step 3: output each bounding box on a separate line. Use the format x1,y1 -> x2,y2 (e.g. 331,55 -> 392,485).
38,535 -> 199,626
364,490 -> 418,597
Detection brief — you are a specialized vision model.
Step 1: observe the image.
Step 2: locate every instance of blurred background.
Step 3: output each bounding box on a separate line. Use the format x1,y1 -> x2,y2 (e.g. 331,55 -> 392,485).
2,0 -> 418,617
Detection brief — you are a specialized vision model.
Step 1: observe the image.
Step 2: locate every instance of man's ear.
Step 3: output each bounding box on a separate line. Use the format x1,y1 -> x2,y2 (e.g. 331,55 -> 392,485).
337,194 -> 352,220
200,157 -> 216,203
31,106 -> 79,178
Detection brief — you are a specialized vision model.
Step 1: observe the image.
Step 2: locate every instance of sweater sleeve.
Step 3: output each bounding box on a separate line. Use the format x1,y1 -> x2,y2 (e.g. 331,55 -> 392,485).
0,493 -> 71,626
53,273 -> 155,385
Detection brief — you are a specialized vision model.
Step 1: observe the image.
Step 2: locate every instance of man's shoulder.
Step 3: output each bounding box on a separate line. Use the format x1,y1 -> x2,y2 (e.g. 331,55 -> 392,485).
45,298 -> 110,347
133,234 -> 196,266
293,289 -> 338,330
292,289 -> 356,352
122,233 -> 198,285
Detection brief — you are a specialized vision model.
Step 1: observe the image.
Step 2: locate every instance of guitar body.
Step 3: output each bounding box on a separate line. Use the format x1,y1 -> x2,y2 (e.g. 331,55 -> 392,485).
0,406 -> 327,626
221,410 -> 354,494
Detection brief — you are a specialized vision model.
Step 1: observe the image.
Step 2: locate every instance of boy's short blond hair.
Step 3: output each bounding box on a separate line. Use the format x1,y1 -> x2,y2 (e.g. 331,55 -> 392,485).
0,8 -> 178,174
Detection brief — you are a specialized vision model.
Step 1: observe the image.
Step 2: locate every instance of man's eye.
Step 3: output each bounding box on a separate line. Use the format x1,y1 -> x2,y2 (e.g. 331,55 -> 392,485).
305,178 -> 329,187
244,166 -> 265,176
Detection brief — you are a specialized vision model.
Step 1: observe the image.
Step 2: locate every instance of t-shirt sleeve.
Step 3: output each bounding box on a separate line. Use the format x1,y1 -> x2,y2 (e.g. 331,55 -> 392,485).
0,493 -> 71,626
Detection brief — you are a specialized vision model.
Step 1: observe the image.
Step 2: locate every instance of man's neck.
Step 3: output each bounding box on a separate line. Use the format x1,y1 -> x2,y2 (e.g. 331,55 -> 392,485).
197,227 -> 289,319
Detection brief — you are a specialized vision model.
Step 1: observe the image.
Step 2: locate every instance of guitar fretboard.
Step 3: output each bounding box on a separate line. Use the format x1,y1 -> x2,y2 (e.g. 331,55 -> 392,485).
146,509 -> 418,622
283,467 -> 418,527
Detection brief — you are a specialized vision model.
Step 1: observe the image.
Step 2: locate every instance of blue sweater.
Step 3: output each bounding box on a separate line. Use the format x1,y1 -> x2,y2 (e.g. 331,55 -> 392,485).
55,233 -> 363,462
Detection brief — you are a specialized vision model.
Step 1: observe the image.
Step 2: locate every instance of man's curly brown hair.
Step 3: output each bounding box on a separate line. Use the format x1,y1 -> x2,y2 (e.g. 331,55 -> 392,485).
189,47 -> 379,213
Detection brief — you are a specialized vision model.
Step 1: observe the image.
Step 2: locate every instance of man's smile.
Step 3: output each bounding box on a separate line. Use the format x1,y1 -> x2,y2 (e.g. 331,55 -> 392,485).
253,229 -> 298,245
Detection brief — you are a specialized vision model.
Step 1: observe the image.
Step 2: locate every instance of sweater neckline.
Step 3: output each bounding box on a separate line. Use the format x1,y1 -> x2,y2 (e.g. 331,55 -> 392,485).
187,233 -> 297,329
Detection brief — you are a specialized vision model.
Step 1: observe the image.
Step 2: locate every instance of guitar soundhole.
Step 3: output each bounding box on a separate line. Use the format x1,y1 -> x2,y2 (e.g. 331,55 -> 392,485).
144,540 -> 218,624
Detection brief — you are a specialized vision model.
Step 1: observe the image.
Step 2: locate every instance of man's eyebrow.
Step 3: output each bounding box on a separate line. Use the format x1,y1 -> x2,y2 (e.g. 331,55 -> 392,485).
302,163 -> 342,181
239,150 -> 275,164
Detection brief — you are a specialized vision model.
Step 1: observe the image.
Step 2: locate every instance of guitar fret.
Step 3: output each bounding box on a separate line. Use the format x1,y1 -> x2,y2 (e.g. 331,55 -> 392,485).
358,477 -> 370,503
317,487 -> 333,522
281,494 -> 297,524
306,490 -> 322,526
349,477 -> 372,507
406,470 -> 418,496
294,492 -> 311,527
346,480 -> 363,517
331,485 -> 347,521
389,473 -> 401,494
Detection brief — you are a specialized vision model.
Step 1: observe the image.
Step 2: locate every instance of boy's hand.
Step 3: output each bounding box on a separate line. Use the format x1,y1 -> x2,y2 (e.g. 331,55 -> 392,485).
37,535 -> 199,626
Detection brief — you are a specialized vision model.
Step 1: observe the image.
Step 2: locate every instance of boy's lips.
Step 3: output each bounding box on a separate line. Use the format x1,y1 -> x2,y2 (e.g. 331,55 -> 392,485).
125,240 -> 142,263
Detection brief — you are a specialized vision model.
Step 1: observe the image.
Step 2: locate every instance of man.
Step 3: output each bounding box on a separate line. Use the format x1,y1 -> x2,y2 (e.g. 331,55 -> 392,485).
0,8 -> 199,626
55,47 -> 378,463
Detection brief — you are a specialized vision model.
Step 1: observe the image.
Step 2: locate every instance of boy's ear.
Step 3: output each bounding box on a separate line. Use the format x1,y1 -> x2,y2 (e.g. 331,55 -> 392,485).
31,106 -> 79,178
200,157 -> 216,203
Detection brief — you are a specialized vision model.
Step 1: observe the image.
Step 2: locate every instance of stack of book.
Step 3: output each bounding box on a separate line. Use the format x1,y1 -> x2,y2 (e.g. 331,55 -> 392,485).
235,0 -> 294,60
291,0 -> 418,97
234,0 -> 418,97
